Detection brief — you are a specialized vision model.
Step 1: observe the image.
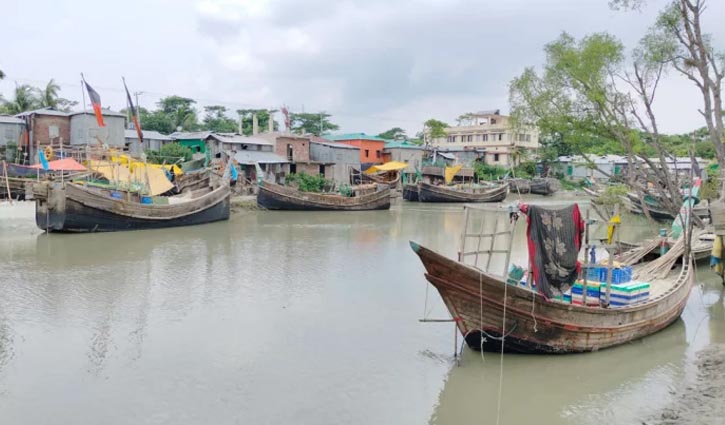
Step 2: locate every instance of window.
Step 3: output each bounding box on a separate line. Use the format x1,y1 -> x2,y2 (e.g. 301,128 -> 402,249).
287,144 -> 293,161
526,134 -> 531,142
376,150 -> 381,158
494,153 -> 500,162
365,149 -> 369,158
498,133 -> 503,141
48,125 -> 59,138
483,134 -> 488,142
467,135 -> 472,142
491,118 -> 497,125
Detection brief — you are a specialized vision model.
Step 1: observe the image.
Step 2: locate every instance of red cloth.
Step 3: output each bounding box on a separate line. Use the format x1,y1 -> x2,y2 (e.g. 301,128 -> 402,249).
30,158 -> 86,171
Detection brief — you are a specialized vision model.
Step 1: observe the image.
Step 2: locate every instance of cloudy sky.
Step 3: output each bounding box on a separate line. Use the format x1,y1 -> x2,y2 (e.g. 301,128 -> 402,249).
1,0 -> 723,136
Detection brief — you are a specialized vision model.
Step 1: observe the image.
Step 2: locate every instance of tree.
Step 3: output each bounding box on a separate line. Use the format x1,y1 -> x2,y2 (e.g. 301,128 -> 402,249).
377,127 -> 406,140
613,0 -> 725,196
37,79 -> 77,112
0,84 -> 39,114
0,69 -> 4,79
202,105 -> 237,133
423,119 -> 449,144
455,112 -> 474,126
145,143 -> 193,164
288,111 -> 338,136
236,109 -> 279,136
157,96 -> 198,131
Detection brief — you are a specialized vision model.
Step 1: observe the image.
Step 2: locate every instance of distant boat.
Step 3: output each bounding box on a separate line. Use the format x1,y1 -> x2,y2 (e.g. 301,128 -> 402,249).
257,181 -> 391,211
33,181 -> 230,232
417,182 -> 508,203
402,183 -> 419,201
529,178 -> 560,196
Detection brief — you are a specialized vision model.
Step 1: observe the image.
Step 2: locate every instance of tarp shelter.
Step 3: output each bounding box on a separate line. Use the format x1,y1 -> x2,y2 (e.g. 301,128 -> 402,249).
30,158 -> 86,171
88,160 -> 174,196
444,165 -> 463,184
364,161 -> 408,174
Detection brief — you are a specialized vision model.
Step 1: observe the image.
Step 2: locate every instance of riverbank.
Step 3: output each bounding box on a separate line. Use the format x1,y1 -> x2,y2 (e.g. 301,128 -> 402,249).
646,344 -> 725,425
231,195 -> 259,211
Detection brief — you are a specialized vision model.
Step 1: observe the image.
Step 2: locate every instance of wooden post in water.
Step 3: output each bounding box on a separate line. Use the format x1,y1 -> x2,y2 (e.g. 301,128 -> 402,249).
3,161 -> 13,204
582,209 -> 590,305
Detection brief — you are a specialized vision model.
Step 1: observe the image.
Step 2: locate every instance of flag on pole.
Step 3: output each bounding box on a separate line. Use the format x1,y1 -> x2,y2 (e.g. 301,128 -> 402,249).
82,77 -> 106,127
123,77 -> 144,144
38,149 -> 49,170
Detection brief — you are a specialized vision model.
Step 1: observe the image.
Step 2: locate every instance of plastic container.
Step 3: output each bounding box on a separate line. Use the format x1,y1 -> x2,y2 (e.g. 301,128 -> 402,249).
140,196 -> 153,205
110,191 -> 123,199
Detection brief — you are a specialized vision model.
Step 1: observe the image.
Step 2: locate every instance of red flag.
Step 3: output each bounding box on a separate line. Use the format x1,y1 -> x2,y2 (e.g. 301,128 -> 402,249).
123,78 -> 144,143
83,79 -> 106,127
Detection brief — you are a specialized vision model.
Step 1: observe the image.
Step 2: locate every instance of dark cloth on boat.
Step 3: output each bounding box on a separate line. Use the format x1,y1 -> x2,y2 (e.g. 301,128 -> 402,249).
524,204 -> 584,298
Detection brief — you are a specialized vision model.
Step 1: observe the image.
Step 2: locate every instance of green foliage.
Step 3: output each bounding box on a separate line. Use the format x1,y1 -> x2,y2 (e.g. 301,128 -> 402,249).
285,172 -> 330,193
236,109 -> 279,136
513,161 -> 537,178
700,165 -> 719,200
597,184 -> 629,206
157,96 -> 198,131
455,113 -> 474,126
424,119 -> 448,140
203,105 -> 237,133
289,112 -> 338,136
474,163 -> 508,181
0,84 -> 39,114
38,79 -> 76,111
145,143 -> 193,164
377,127 -> 406,140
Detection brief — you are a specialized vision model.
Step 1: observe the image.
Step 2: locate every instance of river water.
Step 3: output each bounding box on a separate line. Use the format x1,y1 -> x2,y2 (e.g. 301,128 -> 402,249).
0,197 -> 723,424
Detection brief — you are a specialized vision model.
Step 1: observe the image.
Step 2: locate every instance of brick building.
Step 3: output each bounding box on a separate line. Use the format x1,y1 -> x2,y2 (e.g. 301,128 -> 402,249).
326,133 -> 386,167
15,108 -> 71,164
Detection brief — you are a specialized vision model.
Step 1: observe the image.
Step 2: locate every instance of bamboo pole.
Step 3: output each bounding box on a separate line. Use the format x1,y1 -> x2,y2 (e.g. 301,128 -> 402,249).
458,206 -> 470,262
582,209 -> 590,305
3,161 -> 13,204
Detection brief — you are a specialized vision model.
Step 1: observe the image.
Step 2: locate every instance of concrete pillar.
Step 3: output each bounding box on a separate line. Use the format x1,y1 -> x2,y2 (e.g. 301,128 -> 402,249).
238,113 -> 243,135
252,113 -> 259,135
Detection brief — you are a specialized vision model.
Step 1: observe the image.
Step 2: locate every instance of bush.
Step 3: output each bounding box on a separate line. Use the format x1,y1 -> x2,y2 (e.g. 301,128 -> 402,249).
474,163 -> 508,181
597,184 -> 628,206
285,172 -> 330,193
145,143 -> 193,164
513,161 -> 537,178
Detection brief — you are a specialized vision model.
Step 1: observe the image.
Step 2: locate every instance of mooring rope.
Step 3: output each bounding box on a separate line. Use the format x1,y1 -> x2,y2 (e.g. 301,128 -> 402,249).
531,285 -> 538,333
495,269 -> 508,425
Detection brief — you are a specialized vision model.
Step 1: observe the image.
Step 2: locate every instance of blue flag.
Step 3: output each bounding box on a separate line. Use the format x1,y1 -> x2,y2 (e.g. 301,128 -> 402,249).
230,163 -> 238,181
38,150 -> 49,170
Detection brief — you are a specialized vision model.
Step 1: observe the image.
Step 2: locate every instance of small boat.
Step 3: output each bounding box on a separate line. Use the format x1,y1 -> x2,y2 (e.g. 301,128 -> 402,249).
257,181 -> 391,211
402,183 -> 419,202
410,204 -> 695,354
418,182 -> 508,203
529,178 -> 559,196
33,180 -> 230,232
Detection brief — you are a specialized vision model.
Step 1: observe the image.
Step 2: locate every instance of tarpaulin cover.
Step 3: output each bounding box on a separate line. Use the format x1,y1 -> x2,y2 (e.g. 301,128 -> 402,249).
364,161 -> 408,174
30,158 -> 86,171
444,165 -> 462,184
524,204 -> 585,298
89,160 -> 174,196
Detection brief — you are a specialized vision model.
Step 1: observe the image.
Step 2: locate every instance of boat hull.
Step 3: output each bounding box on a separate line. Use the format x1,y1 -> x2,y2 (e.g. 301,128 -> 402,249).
418,182 -> 508,203
410,241 -> 693,354
257,182 -> 391,211
402,184 -> 419,202
35,183 -> 230,233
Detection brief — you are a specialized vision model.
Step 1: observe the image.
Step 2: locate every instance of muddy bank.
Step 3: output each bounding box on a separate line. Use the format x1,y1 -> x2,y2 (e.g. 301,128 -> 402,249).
646,344 -> 725,425
231,195 -> 259,212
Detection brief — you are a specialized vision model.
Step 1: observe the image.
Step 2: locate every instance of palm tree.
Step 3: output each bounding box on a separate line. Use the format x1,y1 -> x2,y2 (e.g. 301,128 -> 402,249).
0,84 -> 39,114
38,79 -> 61,108
0,69 -> 5,80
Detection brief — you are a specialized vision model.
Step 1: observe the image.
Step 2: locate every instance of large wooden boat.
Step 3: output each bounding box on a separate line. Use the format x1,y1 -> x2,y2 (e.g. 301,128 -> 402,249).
418,182 -> 508,203
410,241 -> 693,353
257,181 -> 391,211
33,180 -> 230,232
507,178 -> 531,194
402,183 -> 419,201
530,178 -> 559,196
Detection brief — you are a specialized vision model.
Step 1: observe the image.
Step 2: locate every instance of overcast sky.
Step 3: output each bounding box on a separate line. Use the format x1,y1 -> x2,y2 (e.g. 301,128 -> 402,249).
1,0 -> 723,136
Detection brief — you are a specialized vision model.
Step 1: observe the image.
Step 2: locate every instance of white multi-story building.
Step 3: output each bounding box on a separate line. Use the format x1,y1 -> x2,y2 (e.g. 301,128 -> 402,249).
430,110 -> 539,166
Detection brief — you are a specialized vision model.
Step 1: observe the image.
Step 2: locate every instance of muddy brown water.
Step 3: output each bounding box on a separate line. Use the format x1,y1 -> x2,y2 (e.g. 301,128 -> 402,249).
0,196 -> 723,424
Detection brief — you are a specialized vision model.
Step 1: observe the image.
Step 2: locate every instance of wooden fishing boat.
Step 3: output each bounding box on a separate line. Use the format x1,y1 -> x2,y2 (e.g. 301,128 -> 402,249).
418,182 -> 508,203
402,183 -> 419,202
173,169 -> 211,194
410,241 -> 693,354
33,180 -> 230,232
257,181 -> 391,211
529,178 -> 559,196
507,178 -> 531,194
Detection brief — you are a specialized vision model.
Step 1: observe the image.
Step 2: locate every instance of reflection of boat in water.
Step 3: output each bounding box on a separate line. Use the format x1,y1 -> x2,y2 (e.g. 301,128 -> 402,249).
428,317 -> 687,424
418,182 -> 508,203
